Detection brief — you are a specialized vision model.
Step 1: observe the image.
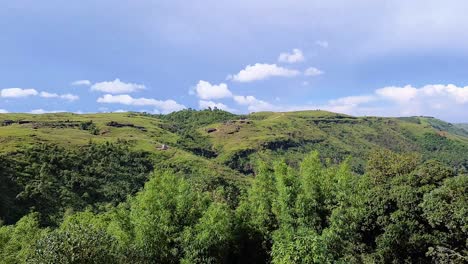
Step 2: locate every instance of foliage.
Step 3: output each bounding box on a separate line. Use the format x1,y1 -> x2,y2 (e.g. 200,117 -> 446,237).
159,108 -> 237,132
79,120 -> 100,135
422,175 -> 468,263
159,108 -> 237,158
0,213 -> 46,263
0,109 -> 468,263
0,141 -> 153,226
30,222 -> 120,264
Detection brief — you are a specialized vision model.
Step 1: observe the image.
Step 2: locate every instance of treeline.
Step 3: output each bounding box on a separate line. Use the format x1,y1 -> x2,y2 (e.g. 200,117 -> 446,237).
0,147 -> 466,263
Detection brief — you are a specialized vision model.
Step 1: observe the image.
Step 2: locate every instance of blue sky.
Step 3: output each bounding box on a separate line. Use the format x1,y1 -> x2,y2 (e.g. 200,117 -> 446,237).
1,0 -> 468,122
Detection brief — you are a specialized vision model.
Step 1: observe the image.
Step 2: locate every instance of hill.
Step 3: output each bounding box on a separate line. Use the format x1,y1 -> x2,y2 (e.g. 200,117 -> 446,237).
1,110 -> 467,175
1,109 -> 467,263
456,123 -> 468,132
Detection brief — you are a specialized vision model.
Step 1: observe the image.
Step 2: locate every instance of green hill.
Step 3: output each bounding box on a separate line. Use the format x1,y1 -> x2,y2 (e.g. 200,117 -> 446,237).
1,110 -> 467,175
456,123 -> 468,132
1,109 -> 468,263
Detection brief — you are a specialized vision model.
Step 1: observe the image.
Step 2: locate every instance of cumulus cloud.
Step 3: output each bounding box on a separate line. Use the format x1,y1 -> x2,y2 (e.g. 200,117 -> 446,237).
372,84 -> 468,118
193,80 -> 232,99
328,95 -> 376,106
71,80 -> 91,86
228,63 -> 300,82
29,109 -> 64,114
0,109 -> 9,113
278,49 -> 305,63
224,83 -> 468,121
39,92 -> 58,98
304,67 -> 324,76
1,88 -> 38,98
318,84 -> 468,121
39,91 -> 79,101
60,94 -> 80,101
97,94 -> 185,113
316,41 -> 329,48
199,100 -> 235,111
377,84 -> 468,104
91,79 -> 145,94
233,95 -> 275,112
375,85 -> 418,103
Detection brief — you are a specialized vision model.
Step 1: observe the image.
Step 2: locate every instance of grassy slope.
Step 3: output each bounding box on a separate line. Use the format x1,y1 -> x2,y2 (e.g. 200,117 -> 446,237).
203,111 -> 468,172
0,112 -> 176,152
0,112 -> 246,184
1,111 -> 467,176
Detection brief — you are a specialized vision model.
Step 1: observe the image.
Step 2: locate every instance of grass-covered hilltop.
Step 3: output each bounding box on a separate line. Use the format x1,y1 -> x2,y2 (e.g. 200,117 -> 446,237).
1,109 -> 467,263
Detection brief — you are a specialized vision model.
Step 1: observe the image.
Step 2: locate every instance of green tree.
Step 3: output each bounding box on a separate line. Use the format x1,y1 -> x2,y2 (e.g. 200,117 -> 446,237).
422,175 -> 468,263
129,171 -> 211,262
236,161 -> 278,263
0,213 -> 46,263
30,223 -> 120,264
181,203 -> 235,264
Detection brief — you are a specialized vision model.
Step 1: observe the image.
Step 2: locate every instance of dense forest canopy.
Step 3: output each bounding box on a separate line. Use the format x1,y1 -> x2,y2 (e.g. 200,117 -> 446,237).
0,110 -> 467,263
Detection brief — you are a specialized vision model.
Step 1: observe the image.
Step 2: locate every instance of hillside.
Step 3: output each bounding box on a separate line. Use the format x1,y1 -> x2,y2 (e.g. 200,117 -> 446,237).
1,110 -> 467,175
1,109 -> 467,263
456,123 -> 468,132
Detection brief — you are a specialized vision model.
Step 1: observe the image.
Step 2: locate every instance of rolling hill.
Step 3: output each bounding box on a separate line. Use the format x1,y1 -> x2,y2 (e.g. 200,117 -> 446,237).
456,123 -> 468,132
1,110 -> 467,176
1,109 -> 467,263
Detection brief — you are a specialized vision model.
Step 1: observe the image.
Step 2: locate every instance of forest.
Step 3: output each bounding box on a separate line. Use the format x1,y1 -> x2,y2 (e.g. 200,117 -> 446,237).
0,110 -> 467,263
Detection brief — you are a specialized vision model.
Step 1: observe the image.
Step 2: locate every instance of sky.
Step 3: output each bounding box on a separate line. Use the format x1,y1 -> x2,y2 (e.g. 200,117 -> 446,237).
1,0 -> 468,122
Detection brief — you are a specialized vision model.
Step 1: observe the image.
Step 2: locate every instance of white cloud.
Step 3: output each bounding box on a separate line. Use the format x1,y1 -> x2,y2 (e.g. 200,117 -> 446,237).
91,79 -> 145,94
225,83 -> 468,121
375,85 -> 418,103
315,41 -> 329,48
199,100 -> 234,111
233,95 -> 275,112
97,94 -> 185,113
304,67 -> 324,76
71,80 -> 91,86
229,63 -> 300,82
60,93 -> 79,101
1,88 -> 38,98
29,109 -> 64,114
0,109 -> 9,113
193,80 -> 232,99
39,92 -> 79,101
376,84 -> 468,104
319,84 -> 468,121
278,48 -> 305,63
328,95 -> 376,106
39,91 -> 58,98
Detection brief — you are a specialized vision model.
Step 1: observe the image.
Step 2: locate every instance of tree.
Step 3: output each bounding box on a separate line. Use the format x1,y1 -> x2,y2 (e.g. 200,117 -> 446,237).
129,171 -> 211,262
422,175 -> 468,263
0,213 -> 46,263
181,203 -> 235,264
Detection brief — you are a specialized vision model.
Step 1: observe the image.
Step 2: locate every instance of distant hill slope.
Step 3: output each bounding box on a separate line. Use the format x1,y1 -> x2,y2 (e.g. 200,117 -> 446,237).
397,116 -> 468,137
1,110 -> 467,175
456,123 -> 468,132
201,111 -> 468,173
